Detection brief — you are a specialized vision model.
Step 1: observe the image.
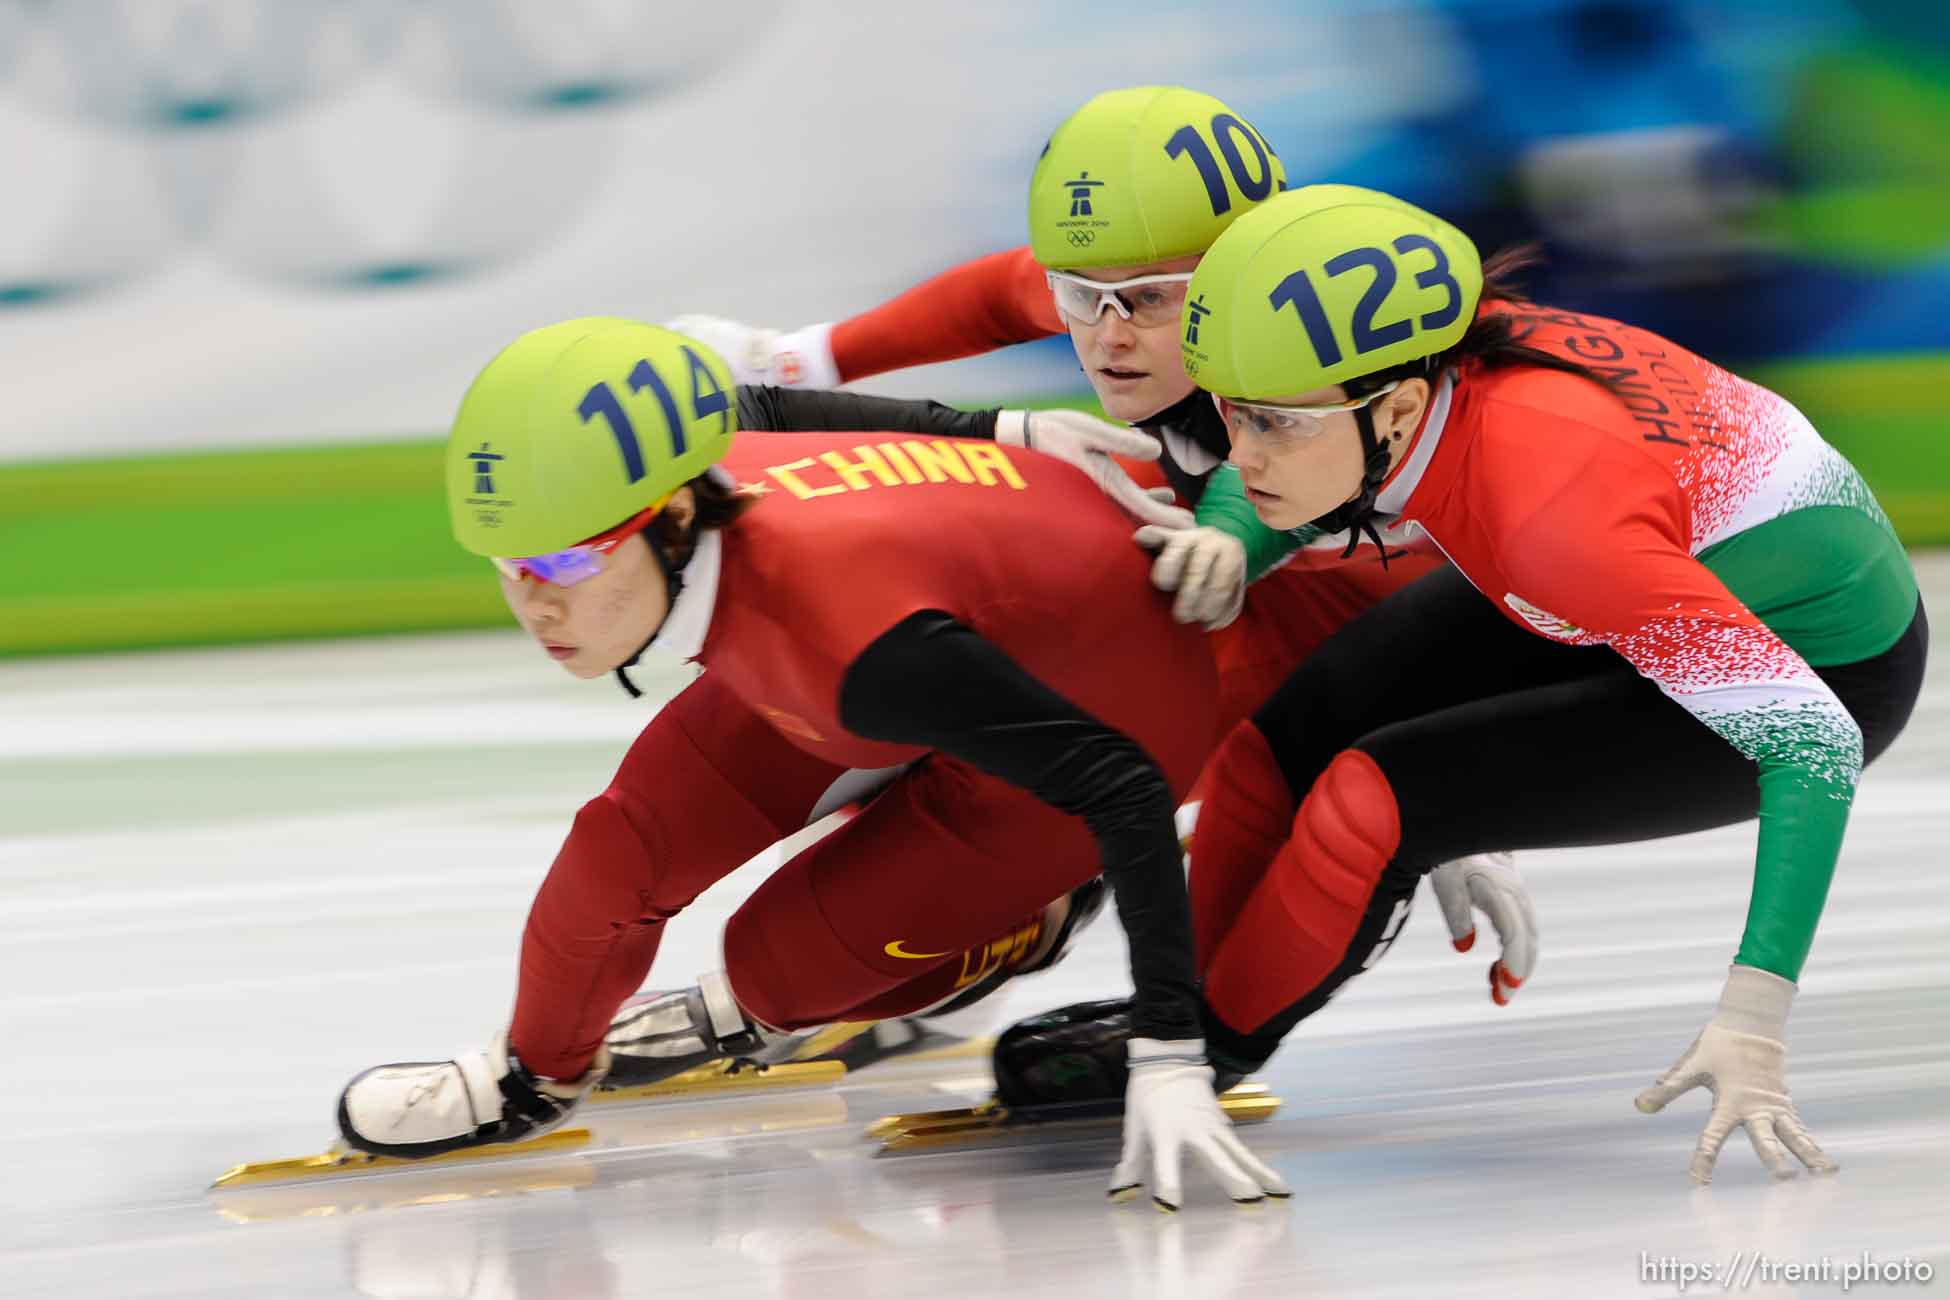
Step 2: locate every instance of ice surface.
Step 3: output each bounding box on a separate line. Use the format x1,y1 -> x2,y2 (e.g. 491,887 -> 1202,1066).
4,560 -> 1946,1299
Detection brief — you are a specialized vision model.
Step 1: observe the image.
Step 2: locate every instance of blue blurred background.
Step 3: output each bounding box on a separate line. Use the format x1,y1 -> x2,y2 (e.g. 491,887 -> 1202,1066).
2,0 -> 1945,651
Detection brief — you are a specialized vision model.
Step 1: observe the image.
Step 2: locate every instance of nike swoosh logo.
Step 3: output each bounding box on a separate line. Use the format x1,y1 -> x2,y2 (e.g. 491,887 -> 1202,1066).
883,939 -> 953,960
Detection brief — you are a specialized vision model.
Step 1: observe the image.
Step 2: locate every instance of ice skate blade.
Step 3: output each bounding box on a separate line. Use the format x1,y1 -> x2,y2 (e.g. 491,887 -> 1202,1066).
869,1083 -> 1280,1152
591,1057 -> 846,1104
209,1159 -> 598,1222
778,1020 -> 876,1062
209,1127 -> 593,1190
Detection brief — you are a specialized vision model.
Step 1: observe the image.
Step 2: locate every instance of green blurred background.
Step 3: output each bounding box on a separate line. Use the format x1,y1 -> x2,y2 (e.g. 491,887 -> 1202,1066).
5,360 -> 1943,658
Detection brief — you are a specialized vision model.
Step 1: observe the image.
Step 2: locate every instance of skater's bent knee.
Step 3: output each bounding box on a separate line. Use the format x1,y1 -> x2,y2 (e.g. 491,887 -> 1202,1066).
1284,749 -> 1401,909
545,794 -> 682,924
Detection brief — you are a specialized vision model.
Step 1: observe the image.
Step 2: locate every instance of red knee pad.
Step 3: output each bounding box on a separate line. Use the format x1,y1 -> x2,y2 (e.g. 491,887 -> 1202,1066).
1188,721 -> 1297,967
1202,748 -> 1401,1033
1275,748 -> 1402,947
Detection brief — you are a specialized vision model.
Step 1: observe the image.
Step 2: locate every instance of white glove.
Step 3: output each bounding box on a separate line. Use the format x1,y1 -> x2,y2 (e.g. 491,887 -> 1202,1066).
995,409 -> 1193,530
1427,852 -> 1538,1005
1133,525 -> 1246,629
664,314 -> 840,390
1110,1038 -> 1291,1211
1634,964 -> 1838,1184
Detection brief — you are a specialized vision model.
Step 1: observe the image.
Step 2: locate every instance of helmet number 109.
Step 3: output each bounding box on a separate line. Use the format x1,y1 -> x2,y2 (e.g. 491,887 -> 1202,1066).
1164,114 -> 1279,218
576,346 -> 730,485
1267,236 -> 1463,371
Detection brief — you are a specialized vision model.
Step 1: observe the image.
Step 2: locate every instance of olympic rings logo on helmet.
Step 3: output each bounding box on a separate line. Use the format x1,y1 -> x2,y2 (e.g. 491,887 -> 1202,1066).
1028,86 -> 1287,270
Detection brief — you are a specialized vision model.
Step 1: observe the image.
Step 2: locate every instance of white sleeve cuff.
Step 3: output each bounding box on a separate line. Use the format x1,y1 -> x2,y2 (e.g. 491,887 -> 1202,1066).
769,321 -> 840,390
1716,963 -> 1796,1038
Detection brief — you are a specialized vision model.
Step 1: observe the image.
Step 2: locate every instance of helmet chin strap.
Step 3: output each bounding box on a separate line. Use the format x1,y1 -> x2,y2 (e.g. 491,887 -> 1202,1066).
612,524 -> 690,700
1304,403 -> 1395,564
1143,381 -> 1397,561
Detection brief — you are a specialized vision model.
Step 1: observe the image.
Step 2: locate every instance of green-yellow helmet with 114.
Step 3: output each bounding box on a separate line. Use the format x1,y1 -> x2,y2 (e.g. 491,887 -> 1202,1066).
447,318 -> 738,558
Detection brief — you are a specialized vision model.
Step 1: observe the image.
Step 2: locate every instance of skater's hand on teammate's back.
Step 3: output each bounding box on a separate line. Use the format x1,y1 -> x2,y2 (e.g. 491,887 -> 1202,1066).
1634,964 -> 1838,1184
1111,1038 -> 1291,1211
1134,524 -> 1246,629
1428,852 -> 1538,1005
997,409 -> 1193,531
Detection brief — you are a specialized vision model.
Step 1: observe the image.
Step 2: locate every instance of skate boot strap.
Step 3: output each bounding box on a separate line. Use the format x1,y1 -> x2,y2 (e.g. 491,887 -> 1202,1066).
604,974 -> 781,1089
699,970 -> 775,1056
451,1041 -> 514,1127
497,1041 -> 604,1131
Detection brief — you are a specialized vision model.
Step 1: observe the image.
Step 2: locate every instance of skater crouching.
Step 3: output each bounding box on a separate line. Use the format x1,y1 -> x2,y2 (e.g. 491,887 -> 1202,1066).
334,318 -> 1286,1209
1053,184 -> 1923,1184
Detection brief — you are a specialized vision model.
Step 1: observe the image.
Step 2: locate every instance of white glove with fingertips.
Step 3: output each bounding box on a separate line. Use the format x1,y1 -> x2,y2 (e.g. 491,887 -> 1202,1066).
995,409 -> 1192,529
1111,1038 -> 1291,1211
1132,525 -> 1247,629
1634,963 -> 1837,1184
1427,852 -> 1538,1005
665,315 -> 839,390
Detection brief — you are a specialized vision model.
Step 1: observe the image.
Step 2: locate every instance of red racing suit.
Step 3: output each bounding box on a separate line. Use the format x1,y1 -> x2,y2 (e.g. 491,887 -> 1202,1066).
1186,301 -> 1920,1050
820,245 -> 1445,739
510,432 -> 1215,1078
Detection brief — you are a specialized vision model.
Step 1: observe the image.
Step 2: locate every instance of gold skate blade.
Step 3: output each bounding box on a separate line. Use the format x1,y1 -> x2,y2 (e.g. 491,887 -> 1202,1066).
210,1159 -> 597,1222
209,1127 -> 593,1190
863,1098 -> 1003,1142
779,1021 -> 876,1062
591,1058 -> 846,1104
870,1084 -> 1280,1152
1218,1082 -> 1280,1123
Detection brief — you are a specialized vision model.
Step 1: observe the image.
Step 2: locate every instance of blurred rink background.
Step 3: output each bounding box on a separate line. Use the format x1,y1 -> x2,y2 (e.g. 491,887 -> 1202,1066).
0,0 -> 1947,657
3,7 -> 1949,1298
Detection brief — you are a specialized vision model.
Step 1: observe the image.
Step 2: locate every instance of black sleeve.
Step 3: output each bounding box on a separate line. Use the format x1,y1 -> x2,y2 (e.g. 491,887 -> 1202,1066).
838,610 -> 1200,1042
735,386 -> 1000,441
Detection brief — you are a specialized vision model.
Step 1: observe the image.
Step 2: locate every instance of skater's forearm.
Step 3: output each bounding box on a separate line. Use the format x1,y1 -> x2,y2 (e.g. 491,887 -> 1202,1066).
735,386 -> 999,440
839,612 -> 1202,1040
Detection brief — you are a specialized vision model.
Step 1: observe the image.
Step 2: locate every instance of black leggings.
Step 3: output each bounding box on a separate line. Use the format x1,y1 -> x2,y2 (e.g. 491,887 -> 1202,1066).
1202,564 -> 1929,1066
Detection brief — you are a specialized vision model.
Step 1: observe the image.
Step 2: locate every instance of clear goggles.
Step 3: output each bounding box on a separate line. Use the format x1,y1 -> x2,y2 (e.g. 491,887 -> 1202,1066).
1214,382 -> 1401,449
1046,269 -> 1194,328
490,497 -> 671,588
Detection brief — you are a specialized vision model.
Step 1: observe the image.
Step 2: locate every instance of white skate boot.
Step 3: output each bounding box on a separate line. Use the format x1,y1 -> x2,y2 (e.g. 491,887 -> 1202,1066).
335,1032 -> 608,1159
603,970 -> 793,1089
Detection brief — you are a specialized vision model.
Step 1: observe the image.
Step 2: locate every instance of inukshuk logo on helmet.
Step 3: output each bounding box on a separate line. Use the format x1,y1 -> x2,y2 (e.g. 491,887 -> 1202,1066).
468,443 -> 504,495
1055,170 -> 1112,247
466,442 -> 514,528
1065,172 -> 1104,217
1184,294 -> 1211,345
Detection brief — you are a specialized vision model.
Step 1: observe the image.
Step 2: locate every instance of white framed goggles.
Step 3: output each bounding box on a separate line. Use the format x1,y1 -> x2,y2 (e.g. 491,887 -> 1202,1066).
1214,381 -> 1402,448
1045,269 -> 1194,328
